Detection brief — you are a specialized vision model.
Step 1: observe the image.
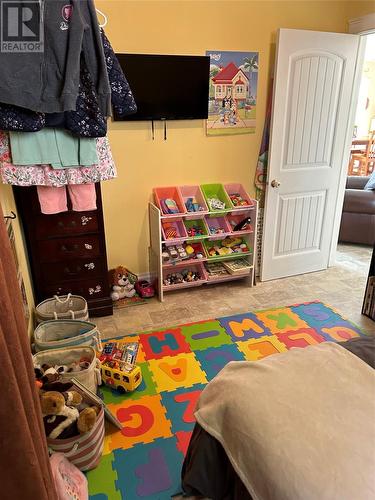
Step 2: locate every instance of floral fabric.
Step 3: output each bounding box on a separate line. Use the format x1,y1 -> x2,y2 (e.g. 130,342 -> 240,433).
0,131 -> 117,187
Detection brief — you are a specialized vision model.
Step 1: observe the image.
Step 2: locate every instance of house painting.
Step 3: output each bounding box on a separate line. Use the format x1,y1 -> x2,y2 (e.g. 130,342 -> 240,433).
206,50 -> 258,136
212,62 -> 250,103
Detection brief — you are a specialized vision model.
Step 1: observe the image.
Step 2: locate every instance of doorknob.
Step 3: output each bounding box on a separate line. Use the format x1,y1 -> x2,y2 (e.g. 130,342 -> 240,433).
271,179 -> 281,188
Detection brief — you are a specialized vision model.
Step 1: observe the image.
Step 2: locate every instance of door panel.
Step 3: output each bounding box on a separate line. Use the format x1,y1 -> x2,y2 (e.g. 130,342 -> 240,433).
261,29 -> 360,281
275,191 -> 326,255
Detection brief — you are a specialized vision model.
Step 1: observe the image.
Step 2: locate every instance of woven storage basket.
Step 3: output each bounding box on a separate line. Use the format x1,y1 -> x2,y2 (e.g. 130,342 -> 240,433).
34,319 -> 102,352
36,294 -> 88,323
33,346 -> 101,393
48,407 -> 104,471
47,381 -> 104,471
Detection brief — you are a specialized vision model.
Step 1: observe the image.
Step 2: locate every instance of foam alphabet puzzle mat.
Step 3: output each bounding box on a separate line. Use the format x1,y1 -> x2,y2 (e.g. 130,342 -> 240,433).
87,301 -> 365,499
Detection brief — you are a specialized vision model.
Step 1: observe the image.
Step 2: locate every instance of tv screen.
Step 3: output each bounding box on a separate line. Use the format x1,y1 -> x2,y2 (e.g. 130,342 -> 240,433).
113,54 -> 210,121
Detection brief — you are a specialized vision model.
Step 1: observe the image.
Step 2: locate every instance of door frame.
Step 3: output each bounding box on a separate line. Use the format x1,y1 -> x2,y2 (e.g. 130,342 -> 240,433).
328,17 -> 375,266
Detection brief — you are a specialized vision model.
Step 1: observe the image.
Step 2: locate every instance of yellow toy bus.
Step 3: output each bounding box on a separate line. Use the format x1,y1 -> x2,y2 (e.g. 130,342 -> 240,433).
101,364 -> 142,393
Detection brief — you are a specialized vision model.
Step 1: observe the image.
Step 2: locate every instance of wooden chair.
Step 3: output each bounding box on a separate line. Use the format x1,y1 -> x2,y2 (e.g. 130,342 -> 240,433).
348,131 -> 375,176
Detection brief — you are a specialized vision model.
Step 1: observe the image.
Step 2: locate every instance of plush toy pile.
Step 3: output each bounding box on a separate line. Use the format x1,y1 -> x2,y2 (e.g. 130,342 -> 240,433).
35,364 -> 99,439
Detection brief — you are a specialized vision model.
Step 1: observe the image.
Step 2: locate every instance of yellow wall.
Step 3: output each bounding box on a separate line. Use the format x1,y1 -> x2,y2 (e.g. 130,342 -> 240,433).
98,0 -> 374,274
0,184 -> 35,335
1,1 -> 374,309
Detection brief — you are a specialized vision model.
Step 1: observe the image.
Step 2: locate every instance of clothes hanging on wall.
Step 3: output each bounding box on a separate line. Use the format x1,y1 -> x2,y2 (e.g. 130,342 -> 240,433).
37,184 -> 97,214
0,2 -> 132,215
101,30 -> 137,118
0,133 -> 116,187
9,129 -> 98,168
0,30 -> 136,136
0,0 -> 110,115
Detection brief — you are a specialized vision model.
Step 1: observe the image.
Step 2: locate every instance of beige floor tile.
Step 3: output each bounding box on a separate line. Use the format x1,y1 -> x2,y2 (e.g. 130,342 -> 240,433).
94,243 -> 374,336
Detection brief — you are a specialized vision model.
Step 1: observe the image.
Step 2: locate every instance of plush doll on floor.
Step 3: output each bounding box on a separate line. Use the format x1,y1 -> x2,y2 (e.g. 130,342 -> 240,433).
108,265 -> 137,301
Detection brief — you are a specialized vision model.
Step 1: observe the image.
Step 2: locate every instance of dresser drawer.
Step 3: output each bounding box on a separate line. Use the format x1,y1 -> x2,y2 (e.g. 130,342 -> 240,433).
35,212 -> 98,239
42,277 -> 109,300
37,235 -> 101,262
41,257 -> 105,284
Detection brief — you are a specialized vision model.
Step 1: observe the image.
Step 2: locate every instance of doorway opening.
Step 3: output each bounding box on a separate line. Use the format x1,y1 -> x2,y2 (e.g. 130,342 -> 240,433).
336,31 -> 374,326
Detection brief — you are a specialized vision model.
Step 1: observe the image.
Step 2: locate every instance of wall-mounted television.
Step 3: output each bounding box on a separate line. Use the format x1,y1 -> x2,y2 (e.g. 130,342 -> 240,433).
113,54 -> 210,121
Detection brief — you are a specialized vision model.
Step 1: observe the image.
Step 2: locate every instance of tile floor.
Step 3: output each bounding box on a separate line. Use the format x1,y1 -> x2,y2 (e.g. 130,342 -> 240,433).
96,243 -> 375,339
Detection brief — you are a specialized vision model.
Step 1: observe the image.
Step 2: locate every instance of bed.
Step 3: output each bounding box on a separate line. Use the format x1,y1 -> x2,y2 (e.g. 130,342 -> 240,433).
182,337 -> 375,500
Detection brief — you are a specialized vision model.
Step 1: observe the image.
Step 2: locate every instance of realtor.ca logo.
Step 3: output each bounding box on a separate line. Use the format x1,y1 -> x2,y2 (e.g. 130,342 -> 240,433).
1,0 -> 43,52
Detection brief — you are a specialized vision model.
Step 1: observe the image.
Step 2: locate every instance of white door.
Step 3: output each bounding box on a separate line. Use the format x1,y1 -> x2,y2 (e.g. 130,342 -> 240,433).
261,29 -> 361,281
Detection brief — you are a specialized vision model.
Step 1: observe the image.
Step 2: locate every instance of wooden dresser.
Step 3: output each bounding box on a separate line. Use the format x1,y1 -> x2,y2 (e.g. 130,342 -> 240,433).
14,184 -> 113,317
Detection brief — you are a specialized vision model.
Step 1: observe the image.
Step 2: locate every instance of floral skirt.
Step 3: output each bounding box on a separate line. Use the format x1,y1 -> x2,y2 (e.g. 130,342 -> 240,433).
0,131 -> 117,187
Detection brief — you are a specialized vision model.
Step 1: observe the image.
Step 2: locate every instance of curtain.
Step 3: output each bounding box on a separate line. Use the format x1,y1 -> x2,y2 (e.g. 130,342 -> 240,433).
0,203 -> 57,500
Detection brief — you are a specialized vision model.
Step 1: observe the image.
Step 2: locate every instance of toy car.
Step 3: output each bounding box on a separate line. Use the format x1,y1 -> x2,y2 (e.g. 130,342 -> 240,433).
101,364 -> 142,393
135,280 -> 155,298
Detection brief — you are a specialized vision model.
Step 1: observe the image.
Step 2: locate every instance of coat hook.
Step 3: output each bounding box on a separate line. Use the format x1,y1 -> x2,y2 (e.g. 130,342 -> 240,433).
4,211 -> 16,220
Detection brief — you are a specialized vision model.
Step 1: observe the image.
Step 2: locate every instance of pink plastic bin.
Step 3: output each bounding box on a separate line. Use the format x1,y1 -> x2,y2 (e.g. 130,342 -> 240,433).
206,216 -> 231,237
226,213 -> 253,233
179,185 -> 208,214
161,219 -> 187,241
163,262 -> 208,290
224,183 -> 254,209
154,187 -> 186,215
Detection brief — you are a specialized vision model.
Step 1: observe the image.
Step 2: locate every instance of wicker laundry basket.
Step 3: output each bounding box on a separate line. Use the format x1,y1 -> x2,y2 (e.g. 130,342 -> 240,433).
33,346 -> 101,393
36,294 -> 89,323
34,319 -> 102,352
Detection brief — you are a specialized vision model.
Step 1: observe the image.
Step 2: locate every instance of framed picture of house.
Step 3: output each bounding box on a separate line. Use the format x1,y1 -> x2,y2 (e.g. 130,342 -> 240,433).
206,50 -> 258,136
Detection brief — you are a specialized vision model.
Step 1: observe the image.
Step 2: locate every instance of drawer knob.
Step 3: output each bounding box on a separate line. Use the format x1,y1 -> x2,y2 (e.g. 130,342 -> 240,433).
88,284 -> 101,295
81,216 -> 93,226
84,262 -> 95,270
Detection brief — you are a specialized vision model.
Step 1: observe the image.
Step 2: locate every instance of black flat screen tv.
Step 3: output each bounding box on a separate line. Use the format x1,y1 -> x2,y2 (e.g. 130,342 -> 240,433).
113,54 -> 210,121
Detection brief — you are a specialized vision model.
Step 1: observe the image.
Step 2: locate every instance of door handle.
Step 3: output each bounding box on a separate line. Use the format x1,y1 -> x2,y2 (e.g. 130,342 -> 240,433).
271,179 -> 281,188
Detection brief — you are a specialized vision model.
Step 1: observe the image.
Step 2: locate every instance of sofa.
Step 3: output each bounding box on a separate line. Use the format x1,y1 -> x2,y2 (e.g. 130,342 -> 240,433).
339,176 -> 375,245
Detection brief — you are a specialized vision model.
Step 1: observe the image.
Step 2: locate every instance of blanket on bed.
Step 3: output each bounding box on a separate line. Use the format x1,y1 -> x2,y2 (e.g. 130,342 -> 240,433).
194,342 -> 375,500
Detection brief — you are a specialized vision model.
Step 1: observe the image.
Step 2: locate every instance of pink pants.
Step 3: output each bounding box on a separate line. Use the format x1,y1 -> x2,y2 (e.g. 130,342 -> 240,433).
37,184 -> 97,214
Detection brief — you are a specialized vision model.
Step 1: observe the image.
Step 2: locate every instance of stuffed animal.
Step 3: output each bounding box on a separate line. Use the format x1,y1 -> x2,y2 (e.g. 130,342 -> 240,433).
40,391 -> 81,439
40,391 -> 99,439
34,364 -> 74,392
108,266 -> 136,301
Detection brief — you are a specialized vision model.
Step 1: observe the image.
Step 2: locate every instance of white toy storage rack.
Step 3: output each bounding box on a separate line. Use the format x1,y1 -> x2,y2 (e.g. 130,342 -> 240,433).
148,183 -> 258,302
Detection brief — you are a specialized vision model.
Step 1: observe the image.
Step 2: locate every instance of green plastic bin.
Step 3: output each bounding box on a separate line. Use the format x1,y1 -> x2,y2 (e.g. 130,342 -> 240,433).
201,184 -> 232,213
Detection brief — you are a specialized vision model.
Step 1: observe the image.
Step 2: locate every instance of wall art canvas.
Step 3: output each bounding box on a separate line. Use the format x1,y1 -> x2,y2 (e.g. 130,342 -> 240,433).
206,50 -> 258,136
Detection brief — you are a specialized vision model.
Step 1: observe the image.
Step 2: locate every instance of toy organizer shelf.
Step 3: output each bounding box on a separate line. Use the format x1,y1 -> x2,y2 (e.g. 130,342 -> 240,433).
149,183 -> 258,301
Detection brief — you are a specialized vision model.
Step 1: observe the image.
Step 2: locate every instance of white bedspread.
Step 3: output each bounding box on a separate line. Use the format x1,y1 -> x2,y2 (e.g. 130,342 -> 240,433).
195,342 -> 375,500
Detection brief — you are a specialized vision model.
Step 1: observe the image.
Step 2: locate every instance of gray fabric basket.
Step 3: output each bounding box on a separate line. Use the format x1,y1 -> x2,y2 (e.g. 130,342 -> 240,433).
36,294 -> 89,324
34,320 -> 102,352
33,346 -> 101,393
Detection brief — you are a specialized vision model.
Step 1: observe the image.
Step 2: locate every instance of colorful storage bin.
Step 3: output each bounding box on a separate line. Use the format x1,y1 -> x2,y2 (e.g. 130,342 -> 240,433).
224,183 -> 253,209
206,216 -> 231,236
201,183 -> 232,212
179,185 -> 208,214
153,186 -> 186,216
184,218 -> 209,238
161,219 -> 187,240
203,237 -> 251,260
226,213 -> 253,233
162,262 -> 207,289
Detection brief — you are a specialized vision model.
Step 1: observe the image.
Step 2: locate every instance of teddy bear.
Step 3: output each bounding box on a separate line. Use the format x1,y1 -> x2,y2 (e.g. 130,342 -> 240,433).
40,391 -> 99,439
108,266 -> 136,301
